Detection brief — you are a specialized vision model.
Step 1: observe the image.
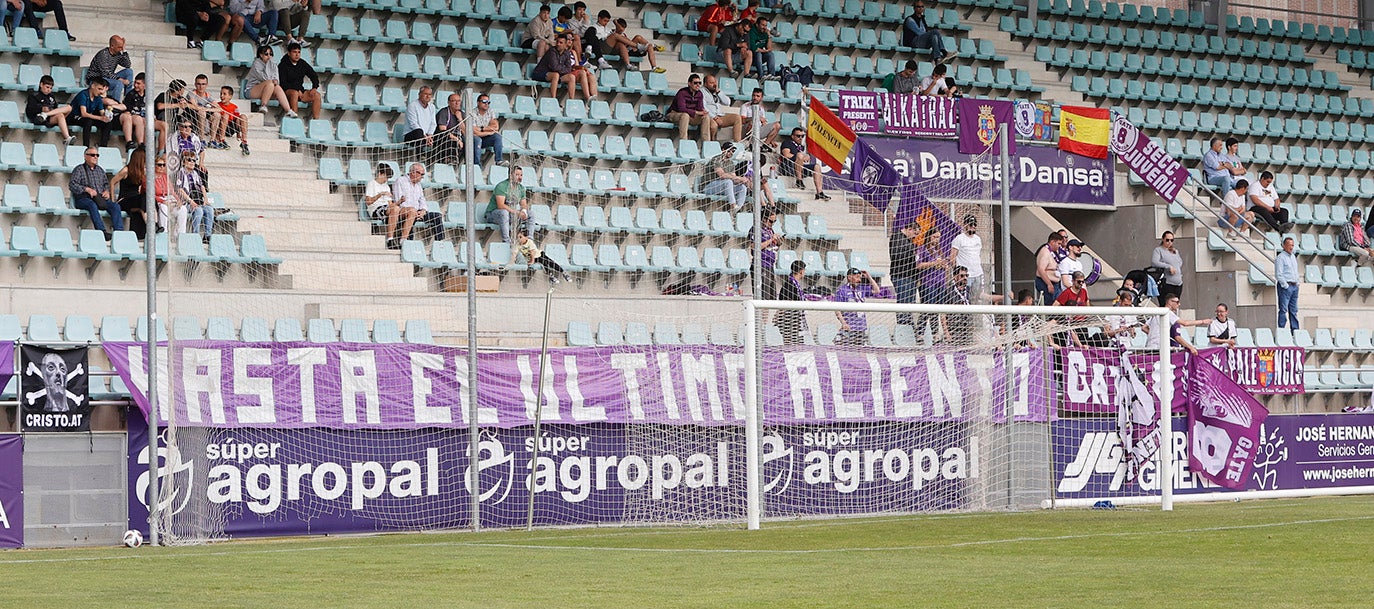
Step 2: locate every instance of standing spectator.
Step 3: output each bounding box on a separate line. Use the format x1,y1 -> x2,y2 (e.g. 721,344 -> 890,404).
1219,179 -> 1254,238
748,207 -> 782,298
507,228 -> 571,284
696,0 -> 735,47
119,73 -> 147,151
484,166 -> 537,246
88,35 -> 134,102
890,60 -> 919,94
1034,231 -> 1065,304
388,163 -> 435,245
889,221 -> 920,326
278,42 -> 321,120
533,34 -> 593,101
940,265 -> 1000,344
779,128 -> 829,199
25,74 -> 75,145
1057,238 -> 1085,292
602,17 -> 666,74
716,19 -> 752,78
111,148 -> 149,239
949,214 -> 984,299
740,88 -> 780,149
1274,236 -> 1300,330
1207,303 -> 1238,348
175,0 -> 227,49
669,74 -> 712,141
913,226 -> 949,335
1152,231 -> 1185,303
703,143 -> 749,210
748,17 -> 778,78
1202,136 -> 1246,192
524,4 -> 556,62
24,0 -> 74,41
1145,293 -> 1205,355
71,78 -> 122,148
1248,171 -> 1294,233
273,0 -> 317,48
165,119 -> 206,182
69,147 -> 123,238
902,0 -> 952,64
178,152 -> 214,242
834,268 -> 880,345
213,85 -> 249,155
468,92 -> 505,166
1340,208 -> 1374,266
244,45 -> 296,123
919,64 -> 950,96
403,85 -> 438,147
775,260 -> 809,345
701,74 -> 742,142
187,74 -> 225,144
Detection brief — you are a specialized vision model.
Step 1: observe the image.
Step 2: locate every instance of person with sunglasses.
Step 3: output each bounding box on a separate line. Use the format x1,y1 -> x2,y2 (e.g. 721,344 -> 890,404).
668,74 -> 712,142
1151,230 -> 1185,303
69,147 -> 123,239
1145,293 -> 1205,356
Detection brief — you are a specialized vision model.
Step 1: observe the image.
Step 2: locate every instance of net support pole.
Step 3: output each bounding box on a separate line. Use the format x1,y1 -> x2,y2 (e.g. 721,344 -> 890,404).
743,301 -> 760,530
1158,326 -> 1175,511
999,124 -> 1011,302
142,50 -> 160,547
463,86 -> 481,531
751,110 -> 762,300
526,286 -> 554,530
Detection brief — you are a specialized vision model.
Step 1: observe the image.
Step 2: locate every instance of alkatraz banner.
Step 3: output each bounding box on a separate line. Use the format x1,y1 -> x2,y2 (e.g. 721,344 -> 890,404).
103,342 -> 1051,430
0,435 -> 21,548
835,90 -> 956,138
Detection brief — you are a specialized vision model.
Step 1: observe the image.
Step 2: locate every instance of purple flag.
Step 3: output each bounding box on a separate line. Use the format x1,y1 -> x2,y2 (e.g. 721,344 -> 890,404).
957,98 -> 1016,155
0,435 -> 21,548
1187,356 -> 1270,490
847,138 -> 899,211
894,184 -> 959,254
1109,113 -> 1189,203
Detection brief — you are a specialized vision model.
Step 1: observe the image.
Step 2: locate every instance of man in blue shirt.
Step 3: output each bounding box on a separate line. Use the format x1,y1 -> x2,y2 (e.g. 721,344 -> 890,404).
1274,236 -> 1300,330
1202,136 -> 1246,192
833,267 -> 880,345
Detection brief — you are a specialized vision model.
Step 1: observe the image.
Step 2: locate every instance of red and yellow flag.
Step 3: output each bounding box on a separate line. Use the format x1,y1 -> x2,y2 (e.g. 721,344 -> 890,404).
1057,105 -> 1110,159
806,96 -> 856,173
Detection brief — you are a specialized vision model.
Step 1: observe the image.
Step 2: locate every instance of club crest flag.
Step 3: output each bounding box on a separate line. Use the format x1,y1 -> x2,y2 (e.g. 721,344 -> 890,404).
1058,105 -> 1110,159
20,345 -> 90,432
1187,355 -> 1269,490
957,98 -> 1015,155
806,95 -> 856,173
847,138 -> 899,210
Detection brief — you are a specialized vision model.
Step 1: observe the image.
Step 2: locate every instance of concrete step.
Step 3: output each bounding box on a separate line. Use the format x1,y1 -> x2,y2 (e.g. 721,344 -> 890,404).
278,261 -> 431,291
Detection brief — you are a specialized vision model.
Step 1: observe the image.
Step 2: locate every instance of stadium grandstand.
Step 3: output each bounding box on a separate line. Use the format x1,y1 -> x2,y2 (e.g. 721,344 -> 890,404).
2,0 -> 1374,546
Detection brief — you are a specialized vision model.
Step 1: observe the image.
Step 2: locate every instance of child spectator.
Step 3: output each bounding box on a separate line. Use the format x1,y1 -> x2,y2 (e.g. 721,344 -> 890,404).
214,85 -> 250,155
25,74 -> 76,145
365,164 -> 394,226
119,73 -> 147,151
523,4 -> 556,62
72,78 -> 123,148
507,228 -> 573,284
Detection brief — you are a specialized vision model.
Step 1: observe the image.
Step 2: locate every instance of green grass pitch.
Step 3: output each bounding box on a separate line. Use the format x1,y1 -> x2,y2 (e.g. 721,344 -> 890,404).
4,496 -> 1374,608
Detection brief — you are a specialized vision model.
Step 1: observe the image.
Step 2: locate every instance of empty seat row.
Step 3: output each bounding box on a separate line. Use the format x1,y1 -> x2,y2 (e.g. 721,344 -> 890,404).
1039,44 -> 1319,85
1130,109 -> 1374,153
1079,77 -> 1371,119
0,226 -> 278,266
443,202 -> 835,243
1037,0 -> 1210,31
1304,367 -> 1374,393
1305,264 -> 1374,291
1228,14 -> 1374,46
0,142 -> 128,174
0,313 -> 433,344
1009,18 -> 1306,65
0,27 -> 83,58
566,320 -> 741,347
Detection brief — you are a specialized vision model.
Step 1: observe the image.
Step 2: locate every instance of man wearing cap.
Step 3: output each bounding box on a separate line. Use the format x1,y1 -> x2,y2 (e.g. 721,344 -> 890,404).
1057,238 -> 1086,292
949,214 -> 984,299
937,265 -> 1001,344
1340,208 -> 1374,266
833,267 -> 880,346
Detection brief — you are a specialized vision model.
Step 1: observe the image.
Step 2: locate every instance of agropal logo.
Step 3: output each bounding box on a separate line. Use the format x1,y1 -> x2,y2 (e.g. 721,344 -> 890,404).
760,433 -> 795,495
464,431 -> 517,504
134,430 -> 196,516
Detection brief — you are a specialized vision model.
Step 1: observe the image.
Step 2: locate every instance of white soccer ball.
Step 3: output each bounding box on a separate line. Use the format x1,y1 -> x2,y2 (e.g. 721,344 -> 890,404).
122,529 -> 144,548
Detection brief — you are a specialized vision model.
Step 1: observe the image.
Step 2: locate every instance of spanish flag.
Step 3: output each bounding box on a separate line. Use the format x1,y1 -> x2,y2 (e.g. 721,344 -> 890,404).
1058,105 -> 1110,159
806,96 -> 856,173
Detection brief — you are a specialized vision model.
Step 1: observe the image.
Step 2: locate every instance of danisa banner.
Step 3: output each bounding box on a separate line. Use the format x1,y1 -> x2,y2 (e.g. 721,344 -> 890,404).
835,90 -> 957,138
103,342 -> 1052,430
1110,113 -> 1191,203
836,136 -> 1114,207
1054,414 -> 1372,499
0,435 -> 22,549
19,345 -> 91,432
956,98 -> 1016,155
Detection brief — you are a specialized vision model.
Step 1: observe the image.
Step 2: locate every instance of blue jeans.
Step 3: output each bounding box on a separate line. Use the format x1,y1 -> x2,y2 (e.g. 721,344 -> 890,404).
1277,283 -> 1299,330
892,276 -> 917,326
704,178 -> 748,209
910,30 -> 947,60
241,10 -> 279,45
189,204 -> 214,237
74,194 -> 124,232
105,67 -> 134,102
0,4 -> 21,32
1034,276 -> 1062,306
485,207 -> 539,243
755,50 -> 778,77
471,133 -> 503,163
1206,173 -> 1236,193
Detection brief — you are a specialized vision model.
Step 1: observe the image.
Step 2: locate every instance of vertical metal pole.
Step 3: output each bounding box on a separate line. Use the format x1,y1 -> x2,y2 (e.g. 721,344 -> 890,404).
999,124 -> 1011,303
744,301 -> 760,530
525,287 -> 554,530
751,110 -> 763,300
1158,323 -> 1174,511
142,51 -> 160,547
463,87 -> 480,531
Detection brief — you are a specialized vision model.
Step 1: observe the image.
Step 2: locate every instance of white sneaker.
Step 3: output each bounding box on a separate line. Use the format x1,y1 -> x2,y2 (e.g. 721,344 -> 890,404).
597,58 -> 610,70
38,112 -> 47,121
286,110 -> 299,119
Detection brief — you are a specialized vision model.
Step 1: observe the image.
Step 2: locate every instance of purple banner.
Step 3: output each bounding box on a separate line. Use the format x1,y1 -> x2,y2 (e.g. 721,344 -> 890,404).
848,138 -> 900,211
957,98 -> 1016,155
1062,347 -> 1304,414
128,415 -> 977,535
1109,114 -> 1189,203
837,90 -> 957,138
1055,413 -> 1374,498
103,343 -> 1051,430
1187,356 -> 1269,489
830,136 -> 1114,207
0,343 -> 13,393
0,435 -> 20,548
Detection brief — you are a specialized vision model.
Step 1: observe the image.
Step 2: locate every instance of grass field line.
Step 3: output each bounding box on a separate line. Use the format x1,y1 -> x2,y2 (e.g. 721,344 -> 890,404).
4,513 -> 1372,565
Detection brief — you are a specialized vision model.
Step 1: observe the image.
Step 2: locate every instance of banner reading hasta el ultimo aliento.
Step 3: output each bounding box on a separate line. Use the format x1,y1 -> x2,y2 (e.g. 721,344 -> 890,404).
102,342 -> 1051,429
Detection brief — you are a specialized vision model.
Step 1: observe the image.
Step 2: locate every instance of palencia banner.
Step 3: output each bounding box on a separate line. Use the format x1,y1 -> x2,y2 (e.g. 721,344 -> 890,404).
20,345 -> 90,432
0,435 -> 22,548
1061,346 -> 1303,414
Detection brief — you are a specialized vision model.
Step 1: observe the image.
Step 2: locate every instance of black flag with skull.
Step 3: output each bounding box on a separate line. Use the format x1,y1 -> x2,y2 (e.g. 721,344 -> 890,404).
20,345 -> 90,432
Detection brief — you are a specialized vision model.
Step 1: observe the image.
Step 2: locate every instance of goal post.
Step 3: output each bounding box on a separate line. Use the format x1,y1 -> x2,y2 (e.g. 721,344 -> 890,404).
743,299 -> 1173,528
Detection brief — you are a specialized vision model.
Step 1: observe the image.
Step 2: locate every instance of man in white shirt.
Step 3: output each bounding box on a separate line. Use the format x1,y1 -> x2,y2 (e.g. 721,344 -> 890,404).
1057,239 -> 1085,292
918,63 -> 950,97
1247,170 -> 1293,232
1145,293 -> 1206,354
702,74 -> 742,141
389,162 -> 436,244
1221,179 -> 1254,238
1207,303 -> 1238,348
949,214 -> 985,298
403,86 -> 438,147
739,88 -> 780,149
